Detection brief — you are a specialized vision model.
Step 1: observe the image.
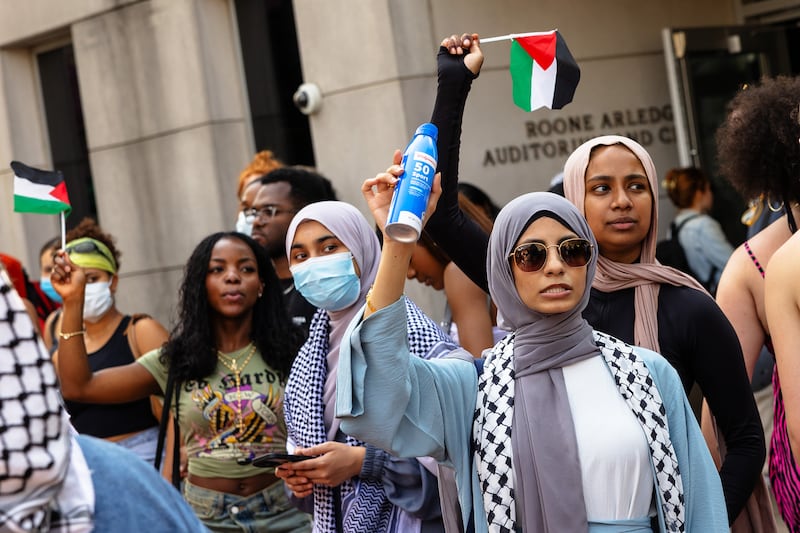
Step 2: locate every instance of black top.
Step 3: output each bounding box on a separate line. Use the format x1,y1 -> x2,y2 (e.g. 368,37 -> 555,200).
281,277 -> 317,339
425,47 -> 765,523
65,316 -> 159,438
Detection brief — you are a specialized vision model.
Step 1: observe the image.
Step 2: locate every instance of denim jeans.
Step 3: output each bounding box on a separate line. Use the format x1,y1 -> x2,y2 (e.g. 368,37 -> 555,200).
184,478 -> 312,533
76,435 -> 210,532
115,426 -> 159,464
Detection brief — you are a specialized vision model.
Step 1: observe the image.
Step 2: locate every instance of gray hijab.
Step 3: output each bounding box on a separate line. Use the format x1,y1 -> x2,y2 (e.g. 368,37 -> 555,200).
486,191 -> 600,531
285,201 -> 380,438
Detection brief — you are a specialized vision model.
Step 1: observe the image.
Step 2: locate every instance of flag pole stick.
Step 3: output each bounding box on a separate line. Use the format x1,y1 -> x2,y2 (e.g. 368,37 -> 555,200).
60,212 -> 66,250
479,34 -> 513,43
479,30 -> 559,44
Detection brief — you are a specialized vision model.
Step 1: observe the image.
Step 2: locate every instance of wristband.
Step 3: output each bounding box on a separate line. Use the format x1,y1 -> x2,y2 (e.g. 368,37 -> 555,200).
365,286 -> 377,313
59,329 -> 86,340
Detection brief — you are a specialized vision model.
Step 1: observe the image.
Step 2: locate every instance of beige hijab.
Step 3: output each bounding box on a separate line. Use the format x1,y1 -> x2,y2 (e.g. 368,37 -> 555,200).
563,135 -> 708,352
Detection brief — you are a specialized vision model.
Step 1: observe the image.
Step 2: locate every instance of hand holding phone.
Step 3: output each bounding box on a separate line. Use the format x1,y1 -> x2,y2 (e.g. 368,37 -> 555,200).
252,452 -> 312,468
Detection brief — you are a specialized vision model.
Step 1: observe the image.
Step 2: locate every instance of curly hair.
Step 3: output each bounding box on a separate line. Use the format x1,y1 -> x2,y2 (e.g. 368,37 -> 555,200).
663,167 -> 709,209
65,218 -> 122,271
236,150 -> 284,200
716,76 -> 800,206
161,232 -> 303,384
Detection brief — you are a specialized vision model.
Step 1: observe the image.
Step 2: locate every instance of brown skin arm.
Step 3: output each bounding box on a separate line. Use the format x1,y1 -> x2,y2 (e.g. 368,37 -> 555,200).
358,152 -> 442,318
715,245 -> 766,380
50,251 -> 161,402
444,262 -> 494,357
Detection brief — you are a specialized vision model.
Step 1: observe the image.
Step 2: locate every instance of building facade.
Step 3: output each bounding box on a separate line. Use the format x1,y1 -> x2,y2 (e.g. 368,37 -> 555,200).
1,0 -> 798,324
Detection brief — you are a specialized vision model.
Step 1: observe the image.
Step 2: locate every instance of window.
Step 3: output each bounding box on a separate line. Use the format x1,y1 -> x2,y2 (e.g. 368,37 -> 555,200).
37,44 -> 96,227
235,0 -> 315,166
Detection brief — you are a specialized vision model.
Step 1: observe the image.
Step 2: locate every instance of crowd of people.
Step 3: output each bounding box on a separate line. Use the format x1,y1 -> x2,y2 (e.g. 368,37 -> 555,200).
2,30 -> 800,533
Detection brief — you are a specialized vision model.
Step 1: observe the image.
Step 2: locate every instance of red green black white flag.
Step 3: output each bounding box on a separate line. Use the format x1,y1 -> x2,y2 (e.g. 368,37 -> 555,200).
11,160 -> 71,215
508,30 -> 580,112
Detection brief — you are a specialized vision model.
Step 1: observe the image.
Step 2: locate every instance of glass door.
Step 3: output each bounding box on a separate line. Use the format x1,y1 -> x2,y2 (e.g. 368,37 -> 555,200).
663,22 -> 800,245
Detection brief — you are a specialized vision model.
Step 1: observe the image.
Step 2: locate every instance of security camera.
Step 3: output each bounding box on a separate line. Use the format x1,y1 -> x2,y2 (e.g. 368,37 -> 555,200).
293,83 -> 322,115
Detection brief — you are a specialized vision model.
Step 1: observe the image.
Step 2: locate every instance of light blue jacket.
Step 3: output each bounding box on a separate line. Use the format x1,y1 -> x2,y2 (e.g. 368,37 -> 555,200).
673,210 -> 734,291
337,298 -> 728,533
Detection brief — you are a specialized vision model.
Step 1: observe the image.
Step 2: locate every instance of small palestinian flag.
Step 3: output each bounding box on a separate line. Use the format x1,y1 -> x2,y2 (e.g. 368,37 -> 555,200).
509,30 -> 580,112
11,161 -> 71,215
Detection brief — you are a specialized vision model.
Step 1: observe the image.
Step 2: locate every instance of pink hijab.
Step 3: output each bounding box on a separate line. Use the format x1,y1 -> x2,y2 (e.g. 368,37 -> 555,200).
563,135 -> 708,352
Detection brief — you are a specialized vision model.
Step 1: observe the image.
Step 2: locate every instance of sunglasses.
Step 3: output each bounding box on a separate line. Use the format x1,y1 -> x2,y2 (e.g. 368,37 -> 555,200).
65,241 -> 116,267
508,238 -> 593,272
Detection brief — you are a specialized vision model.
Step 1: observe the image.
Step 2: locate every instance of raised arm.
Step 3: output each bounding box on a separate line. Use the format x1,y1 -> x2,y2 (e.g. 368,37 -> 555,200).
359,156 -> 439,316
50,251 -> 161,402
425,33 -> 490,292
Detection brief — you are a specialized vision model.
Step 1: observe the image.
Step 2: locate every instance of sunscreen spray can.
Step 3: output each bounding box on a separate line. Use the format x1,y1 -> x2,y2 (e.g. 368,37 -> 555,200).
384,123 -> 439,243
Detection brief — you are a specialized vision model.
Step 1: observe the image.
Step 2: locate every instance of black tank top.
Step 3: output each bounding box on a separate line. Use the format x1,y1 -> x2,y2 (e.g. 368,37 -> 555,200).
64,316 -> 159,438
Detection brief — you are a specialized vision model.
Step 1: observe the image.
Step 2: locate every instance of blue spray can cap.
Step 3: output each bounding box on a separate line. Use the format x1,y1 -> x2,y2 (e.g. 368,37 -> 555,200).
415,122 -> 438,141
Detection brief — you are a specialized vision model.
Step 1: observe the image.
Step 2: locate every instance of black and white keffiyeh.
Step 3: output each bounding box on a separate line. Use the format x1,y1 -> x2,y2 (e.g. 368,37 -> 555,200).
0,266 -> 94,532
284,299 -> 455,532
594,331 -> 685,531
473,331 -> 685,532
472,332 -> 516,531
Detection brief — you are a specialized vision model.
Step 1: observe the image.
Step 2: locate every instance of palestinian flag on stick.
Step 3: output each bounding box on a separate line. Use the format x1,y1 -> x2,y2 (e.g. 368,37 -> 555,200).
11,160 -> 71,215
508,30 -> 580,112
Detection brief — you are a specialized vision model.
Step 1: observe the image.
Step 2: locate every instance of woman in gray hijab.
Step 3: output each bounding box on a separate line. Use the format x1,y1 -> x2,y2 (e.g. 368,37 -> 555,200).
335,166 -> 728,533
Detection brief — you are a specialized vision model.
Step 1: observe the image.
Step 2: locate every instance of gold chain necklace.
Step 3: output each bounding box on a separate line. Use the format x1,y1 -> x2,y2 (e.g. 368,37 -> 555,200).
216,342 -> 257,434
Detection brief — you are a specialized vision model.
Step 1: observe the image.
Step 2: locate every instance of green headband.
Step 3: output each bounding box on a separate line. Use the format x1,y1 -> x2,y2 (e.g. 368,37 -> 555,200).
65,237 -> 118,274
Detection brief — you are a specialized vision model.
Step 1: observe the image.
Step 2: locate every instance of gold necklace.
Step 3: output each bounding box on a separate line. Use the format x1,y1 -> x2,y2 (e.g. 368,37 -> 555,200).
216,342 -> 257,434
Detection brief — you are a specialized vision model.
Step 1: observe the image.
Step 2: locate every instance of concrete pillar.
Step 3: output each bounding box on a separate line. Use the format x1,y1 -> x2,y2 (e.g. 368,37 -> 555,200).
0,48 -> 61,272
71,0 -> 252,323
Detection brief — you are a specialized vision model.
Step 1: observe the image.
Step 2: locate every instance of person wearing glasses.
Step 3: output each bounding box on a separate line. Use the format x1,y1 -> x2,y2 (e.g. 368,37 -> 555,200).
242,166 -> 338,337
420,33 -> 764,526
47,217 -> 169,465
234,150 -> 284,238
335,171 -> 727,532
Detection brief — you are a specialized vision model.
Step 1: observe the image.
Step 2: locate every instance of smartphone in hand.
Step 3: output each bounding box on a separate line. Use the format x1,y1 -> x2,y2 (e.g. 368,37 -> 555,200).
252,452 -> 312,468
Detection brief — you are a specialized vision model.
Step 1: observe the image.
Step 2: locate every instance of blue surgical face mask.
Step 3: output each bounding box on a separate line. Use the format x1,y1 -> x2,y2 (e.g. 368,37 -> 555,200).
290,252 -> 361,311
40,277 -> 62,303
235,210 -> 253,237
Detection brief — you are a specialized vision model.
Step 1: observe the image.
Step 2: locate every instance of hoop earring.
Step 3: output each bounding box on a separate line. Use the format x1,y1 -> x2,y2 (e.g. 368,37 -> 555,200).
741,195 -> 764,227
768,197 -> 785,213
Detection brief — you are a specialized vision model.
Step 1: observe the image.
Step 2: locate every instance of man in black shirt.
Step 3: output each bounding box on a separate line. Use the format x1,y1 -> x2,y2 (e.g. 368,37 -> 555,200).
245,166 -> 337,337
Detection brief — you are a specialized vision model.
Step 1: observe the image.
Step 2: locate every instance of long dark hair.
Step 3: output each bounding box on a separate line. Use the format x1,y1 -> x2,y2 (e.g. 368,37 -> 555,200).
162,232 -> 302,383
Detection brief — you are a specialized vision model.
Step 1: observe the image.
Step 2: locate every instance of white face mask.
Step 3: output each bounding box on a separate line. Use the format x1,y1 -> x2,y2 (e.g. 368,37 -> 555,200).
235,211 -> 253,237
83,280 -> 114,322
